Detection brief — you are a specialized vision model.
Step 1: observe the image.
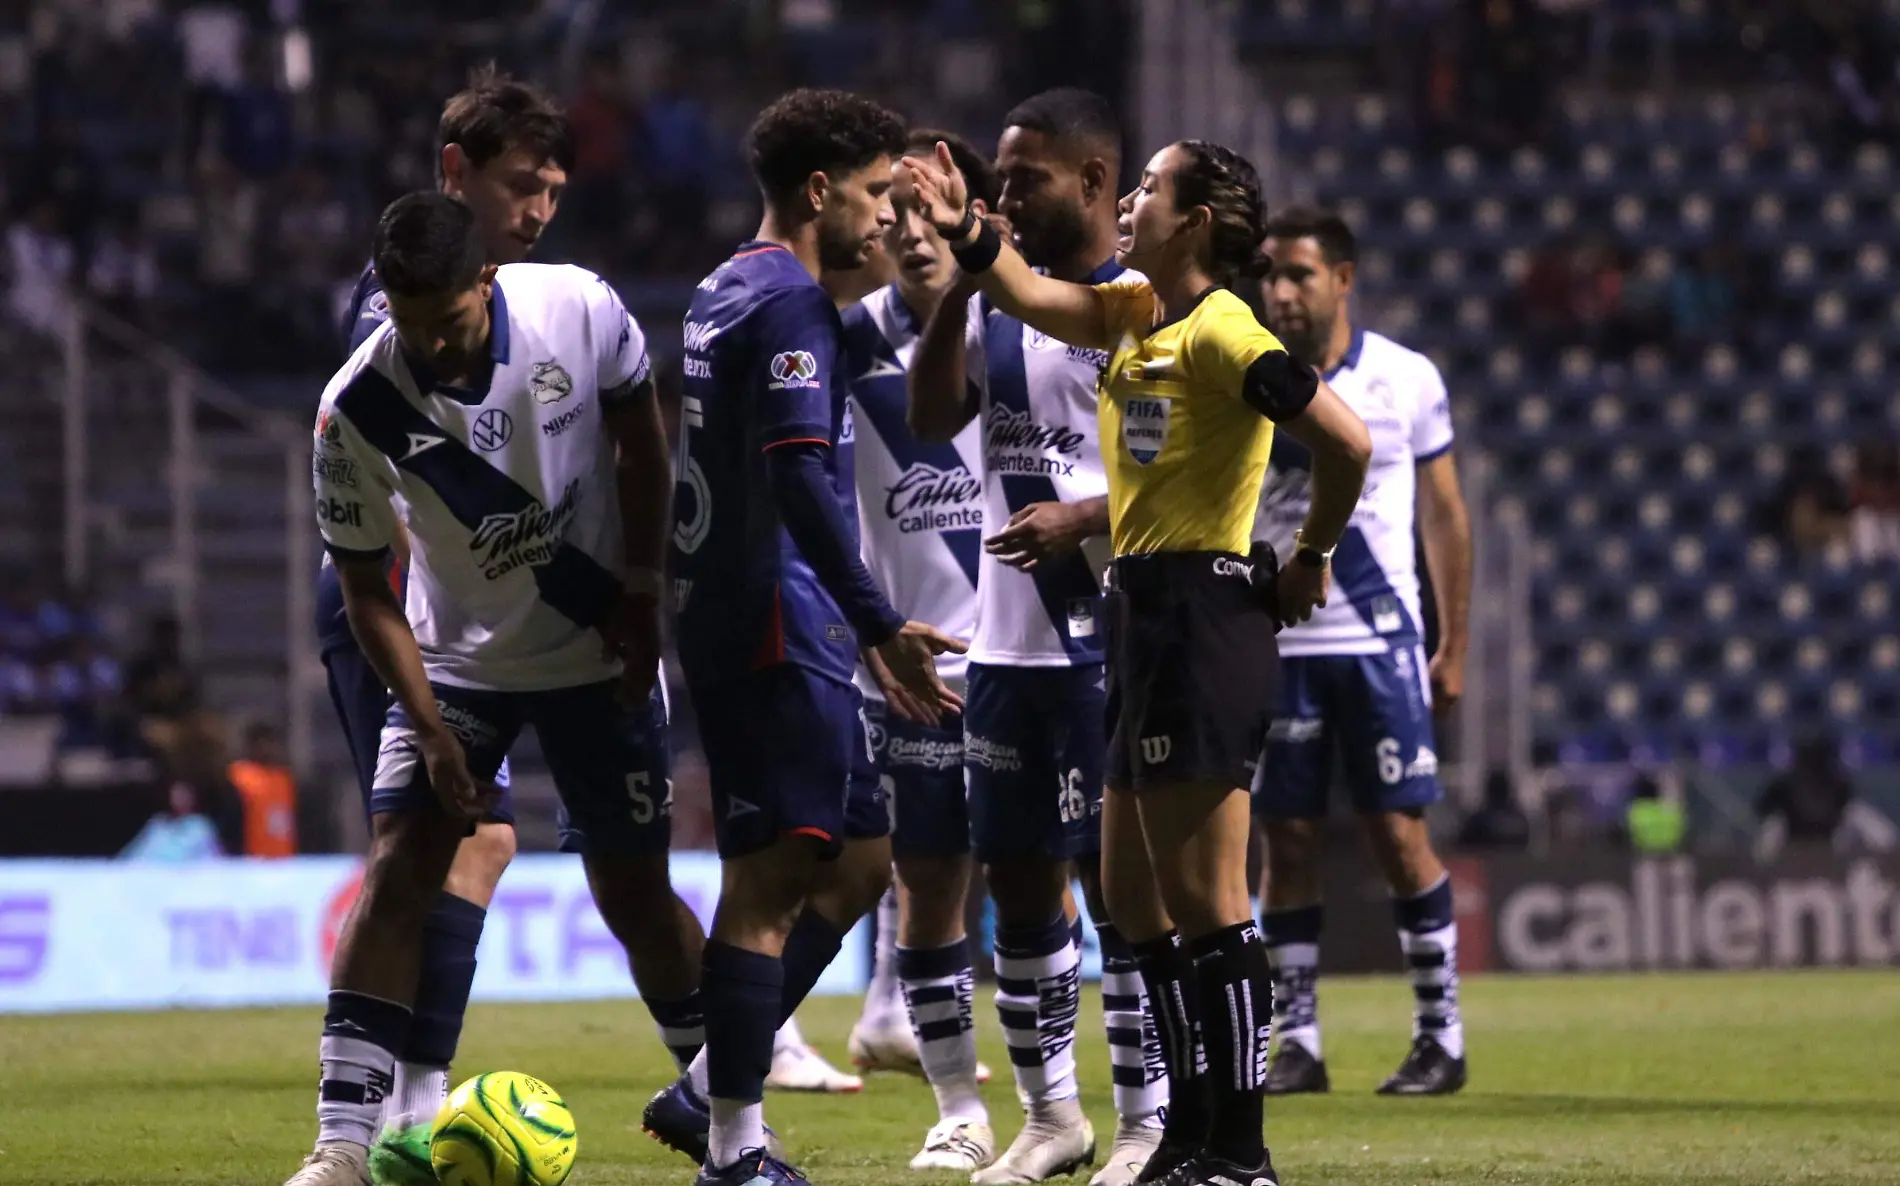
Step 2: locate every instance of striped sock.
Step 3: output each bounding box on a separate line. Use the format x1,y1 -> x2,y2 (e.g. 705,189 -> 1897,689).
317,991 -> 410,1148
1394,876 -> 1462,1059
1097,924 -> 1166,1127
899,939 -> 987,1123
993,916 -> 1081,1104
1259,904 -> 1323,1059
1187,922 -> 1273,1167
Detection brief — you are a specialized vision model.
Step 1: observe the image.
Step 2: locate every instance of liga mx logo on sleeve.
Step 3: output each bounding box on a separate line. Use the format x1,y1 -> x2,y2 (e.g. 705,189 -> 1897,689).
768,351 -> 820,390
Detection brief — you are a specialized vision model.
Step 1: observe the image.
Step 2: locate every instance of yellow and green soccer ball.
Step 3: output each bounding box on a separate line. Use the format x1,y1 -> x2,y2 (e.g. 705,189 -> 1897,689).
430,1072 -> 578,1186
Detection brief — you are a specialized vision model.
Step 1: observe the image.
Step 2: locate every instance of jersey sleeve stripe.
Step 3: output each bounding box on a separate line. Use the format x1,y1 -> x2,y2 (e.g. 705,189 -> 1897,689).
761,436 -> 832,452
324,541 -> 392,562
1413,441 -> 1454,464
335,369 -> 619,629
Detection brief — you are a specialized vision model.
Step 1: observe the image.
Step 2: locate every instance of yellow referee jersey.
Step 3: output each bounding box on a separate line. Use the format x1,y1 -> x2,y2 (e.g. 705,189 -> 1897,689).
1095,279 -> 1293,557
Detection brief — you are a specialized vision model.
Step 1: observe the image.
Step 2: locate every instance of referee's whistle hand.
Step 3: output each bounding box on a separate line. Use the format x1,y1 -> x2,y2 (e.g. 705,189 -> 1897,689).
1274,562 -> 1330,628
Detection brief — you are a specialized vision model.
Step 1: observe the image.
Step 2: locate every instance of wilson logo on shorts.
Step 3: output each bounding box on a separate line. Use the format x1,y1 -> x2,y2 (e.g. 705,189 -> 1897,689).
1123,397 -> 1171,464
1140,735 -> 1173,765
768,350 -> 820,389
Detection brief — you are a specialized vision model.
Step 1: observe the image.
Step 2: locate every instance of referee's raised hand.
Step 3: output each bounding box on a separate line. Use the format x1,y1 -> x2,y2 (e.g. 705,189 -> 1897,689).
872,621 -> 968,726
898,142 -> 971,237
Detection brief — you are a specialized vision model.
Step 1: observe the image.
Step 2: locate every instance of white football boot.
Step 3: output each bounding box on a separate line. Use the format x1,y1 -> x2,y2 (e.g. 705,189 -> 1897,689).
1086,1118 -> 1161,1186
970,1099 -> 1095,1184
909,1118 -> 998,1172
282,1144 -> 369,1186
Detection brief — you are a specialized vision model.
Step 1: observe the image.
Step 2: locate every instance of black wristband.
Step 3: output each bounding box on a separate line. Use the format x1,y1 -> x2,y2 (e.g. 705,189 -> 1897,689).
951,220 -> 1003,274
946,204 -> 978,242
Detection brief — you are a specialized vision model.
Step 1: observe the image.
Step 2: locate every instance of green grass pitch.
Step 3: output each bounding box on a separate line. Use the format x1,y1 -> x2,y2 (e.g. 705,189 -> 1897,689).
3,971 -> 1896,1185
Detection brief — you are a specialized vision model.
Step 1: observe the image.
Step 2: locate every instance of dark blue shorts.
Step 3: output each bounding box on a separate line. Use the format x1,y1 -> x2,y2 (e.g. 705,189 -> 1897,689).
693,664 -> 886,859
1251,648 -> 1443,820
963,662 -> 1104,863
863,697 -> 969,858
371,679 -> 669,855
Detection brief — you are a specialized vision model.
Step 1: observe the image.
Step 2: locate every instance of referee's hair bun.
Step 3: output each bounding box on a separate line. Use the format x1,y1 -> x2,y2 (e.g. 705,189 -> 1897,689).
1239,248 -> 1275,281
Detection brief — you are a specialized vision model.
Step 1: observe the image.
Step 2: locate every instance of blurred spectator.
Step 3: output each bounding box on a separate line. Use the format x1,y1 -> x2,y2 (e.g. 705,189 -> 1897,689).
1769,446 -> 1850,557
1667,244 -> 1741,357
219,48 -> 296,182
196,157 -> 261,366
177,0 -> 248,163
1519,234 -> 1631,358
1456,768 -> 1532,850
563,55 -> 632,245
636,58 -> 713,270
1623,771 -> 1686,854
120,780 -> 228,861
272,163 -> 353,346
6,197 -> 75,338
43,634 -> 125,750
1847,438 -> 1900,563
1459,0 -> 1555,156
124,614 -> 204,755
1755,734 -> 1899,858
85,210 -> 161,327
227,721 -> 298,857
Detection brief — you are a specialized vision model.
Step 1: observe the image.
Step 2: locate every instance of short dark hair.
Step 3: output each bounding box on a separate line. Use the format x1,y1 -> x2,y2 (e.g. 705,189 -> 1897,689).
372,192 -> 487,298
438,64 -> 574,174
1171,140 -> 1272,286
909,128 -> 1000,209
1263,204 -> 1358,265
1003,87 -> 1121,162
747,88 -> 907,206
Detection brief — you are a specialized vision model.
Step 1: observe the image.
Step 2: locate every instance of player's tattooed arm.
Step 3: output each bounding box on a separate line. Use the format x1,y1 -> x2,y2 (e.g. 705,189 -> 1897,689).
333,551 -> 489,819
900,143 -> 1112,351
602,377 -> 667,700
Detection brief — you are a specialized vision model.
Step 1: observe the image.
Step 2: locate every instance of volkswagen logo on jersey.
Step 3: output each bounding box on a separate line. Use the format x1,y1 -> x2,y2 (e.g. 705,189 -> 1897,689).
473,409 -> 513,451
530,360 -> 574,404
767,350 -> 820,389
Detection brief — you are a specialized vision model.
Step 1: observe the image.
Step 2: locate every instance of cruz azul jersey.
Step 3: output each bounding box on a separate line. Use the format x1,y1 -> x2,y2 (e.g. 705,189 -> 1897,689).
311,262 -> 652,691
671,242 -> 862,687
1254,329 -> 1452,657
967,258 -> 1126,667
842,284 -> 983,696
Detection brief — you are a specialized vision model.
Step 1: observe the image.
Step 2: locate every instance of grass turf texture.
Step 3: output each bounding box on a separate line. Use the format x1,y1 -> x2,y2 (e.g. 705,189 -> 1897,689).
3,971 -> 1896,1185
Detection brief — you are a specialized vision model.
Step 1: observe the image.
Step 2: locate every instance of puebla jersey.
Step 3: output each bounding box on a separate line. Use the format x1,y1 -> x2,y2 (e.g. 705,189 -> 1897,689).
1254,329 -> 1453,657
671,242 -> 862,687
316,262 -> 399,652
311,263 -> 652,691
843,284 -> 982,697
967,258 -> 1127,667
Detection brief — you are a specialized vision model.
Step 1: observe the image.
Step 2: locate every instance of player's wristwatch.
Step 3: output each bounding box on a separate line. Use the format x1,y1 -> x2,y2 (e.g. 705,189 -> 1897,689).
1292,530 -> 1334,569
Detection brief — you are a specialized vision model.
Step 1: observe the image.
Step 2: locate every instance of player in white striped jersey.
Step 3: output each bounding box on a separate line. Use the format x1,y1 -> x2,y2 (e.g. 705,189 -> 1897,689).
1250,207 -> 1475,1098
836,130 -> 999,1172
911,91 -> 1168,1186
289,193 -> 703,1186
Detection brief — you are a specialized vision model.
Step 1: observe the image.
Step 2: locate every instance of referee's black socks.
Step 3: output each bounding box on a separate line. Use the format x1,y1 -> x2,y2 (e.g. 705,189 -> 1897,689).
1188,920 -> 1275,1165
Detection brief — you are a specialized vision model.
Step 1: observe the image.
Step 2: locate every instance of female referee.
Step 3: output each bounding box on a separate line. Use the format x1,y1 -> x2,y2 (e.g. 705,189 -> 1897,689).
901,140 -> 1371,1186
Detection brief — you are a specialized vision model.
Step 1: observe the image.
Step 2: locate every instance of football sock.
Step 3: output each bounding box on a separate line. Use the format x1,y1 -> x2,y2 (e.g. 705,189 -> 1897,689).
318,990 -> 411,1148
898,938 -> 987,1123
700,941 -> 781,1166
646,988 -> 707,1071
994,914 -> 1081,1104
1395,875 -> 1463,1059
402,893 -> 484,1069
387,1063 -> 448,1129
1098,924 -> 1167,1127
859,886 -> 904,1029
1133,931 -> 1208,1148
1259,903 -> 1323,1059
779,907 -> 847,1019
1188,922 -> 1273,1166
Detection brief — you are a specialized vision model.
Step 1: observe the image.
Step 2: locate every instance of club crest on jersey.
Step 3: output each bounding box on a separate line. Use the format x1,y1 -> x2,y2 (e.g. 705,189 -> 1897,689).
530,360 -> 574,405
315,413 -> 342,450
1123,397 -> 1171,465
768,351 -> 820,390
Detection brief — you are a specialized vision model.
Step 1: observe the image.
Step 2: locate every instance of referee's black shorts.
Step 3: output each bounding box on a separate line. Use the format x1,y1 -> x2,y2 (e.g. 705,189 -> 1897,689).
1104,545 -> 1281,792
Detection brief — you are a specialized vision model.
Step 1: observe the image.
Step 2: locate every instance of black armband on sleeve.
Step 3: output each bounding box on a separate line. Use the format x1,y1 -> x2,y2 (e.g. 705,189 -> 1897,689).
1242,350 -> 1319,422
951,220 -> 1003,274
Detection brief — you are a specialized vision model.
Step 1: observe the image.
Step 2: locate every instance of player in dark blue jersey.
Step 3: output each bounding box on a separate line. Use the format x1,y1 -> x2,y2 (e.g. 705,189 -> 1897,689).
301,71 -> 704,1186
645,89 -> 964,1186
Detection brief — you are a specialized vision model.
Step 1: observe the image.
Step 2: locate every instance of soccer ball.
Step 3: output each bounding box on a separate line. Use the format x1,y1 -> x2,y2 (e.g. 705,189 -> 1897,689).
430,1072 -> 578,1186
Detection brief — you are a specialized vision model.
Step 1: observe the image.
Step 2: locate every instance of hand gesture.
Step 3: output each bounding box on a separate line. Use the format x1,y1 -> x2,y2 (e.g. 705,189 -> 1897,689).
984,501 -> 1092,572
418,727 -> 493,821
600,590 -> 662,704
874,621 -> 969,726
1273,560 -> 1331,629
897,141 -> 971,238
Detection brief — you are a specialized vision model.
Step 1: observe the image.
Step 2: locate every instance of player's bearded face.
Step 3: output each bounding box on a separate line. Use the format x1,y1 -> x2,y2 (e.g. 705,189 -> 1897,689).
387,272 -> 496,380
1260,236 -> 1345,365
996,129 -> 1089,268
446,148 -> 567,265
817,159 -> 897,272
